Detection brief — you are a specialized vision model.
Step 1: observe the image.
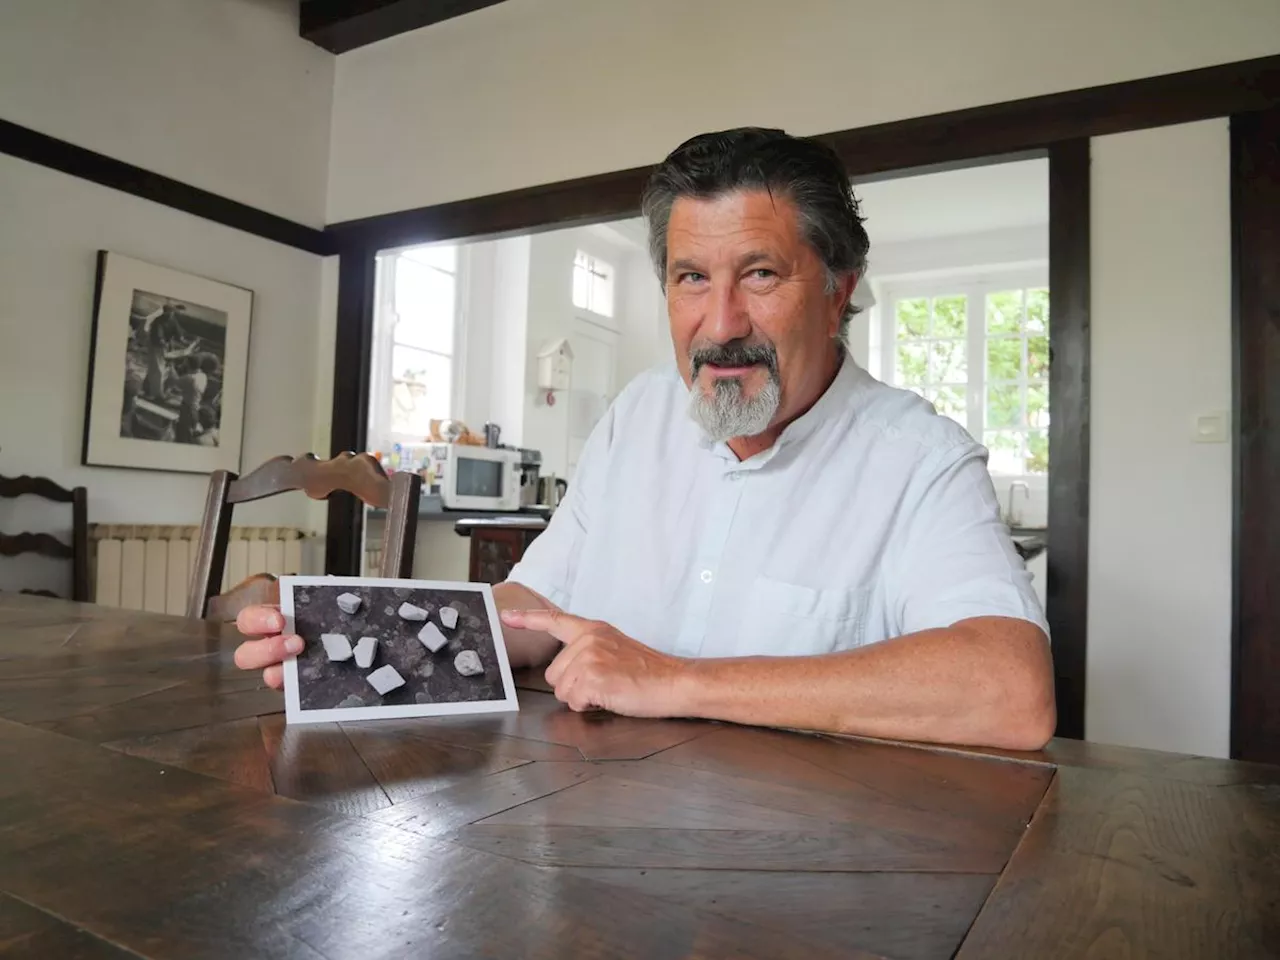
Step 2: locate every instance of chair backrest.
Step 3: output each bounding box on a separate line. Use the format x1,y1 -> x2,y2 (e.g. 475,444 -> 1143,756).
187,452 -> 421,620
0,474 -> 89,602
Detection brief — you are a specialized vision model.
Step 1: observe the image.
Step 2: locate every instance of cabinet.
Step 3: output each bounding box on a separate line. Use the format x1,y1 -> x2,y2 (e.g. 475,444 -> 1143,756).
459,522 -> 545,585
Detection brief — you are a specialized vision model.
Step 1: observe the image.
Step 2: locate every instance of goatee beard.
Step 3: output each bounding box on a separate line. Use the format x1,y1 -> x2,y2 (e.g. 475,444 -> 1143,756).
686,340 -> 782,442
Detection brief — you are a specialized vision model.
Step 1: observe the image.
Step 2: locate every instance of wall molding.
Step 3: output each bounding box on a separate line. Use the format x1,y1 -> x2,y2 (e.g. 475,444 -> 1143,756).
0,118 -> 331,256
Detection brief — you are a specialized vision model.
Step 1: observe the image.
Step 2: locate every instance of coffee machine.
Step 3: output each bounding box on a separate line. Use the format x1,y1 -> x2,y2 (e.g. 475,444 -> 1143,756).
516,448 -> 542,509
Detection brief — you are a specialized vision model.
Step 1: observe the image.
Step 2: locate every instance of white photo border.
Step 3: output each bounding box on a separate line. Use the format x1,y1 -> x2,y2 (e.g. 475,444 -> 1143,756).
280,575 -> 520,725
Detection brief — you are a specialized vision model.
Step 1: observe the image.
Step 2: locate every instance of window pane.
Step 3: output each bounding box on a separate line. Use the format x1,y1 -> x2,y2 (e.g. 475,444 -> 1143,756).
394,258 -> 455,354
987,290 -> 1023,335
930,339 -> 967,382
1026,288 -> 1049,334
399,243 -> 457,273
987,337 -> 1022,381
896,341 -> 928,385
572,260 -> 590,311
984,430 -> 1024,475
390,346 -> 451,437
1027,335 -> 1049,379
896,298 -> 929,338
987,384 -> 1022,429
590,261 -> 614,317
1027,382 -> 1049,428
930,385 -> 967,426
1026,430 -> 1049,475
933,295 -> 967,337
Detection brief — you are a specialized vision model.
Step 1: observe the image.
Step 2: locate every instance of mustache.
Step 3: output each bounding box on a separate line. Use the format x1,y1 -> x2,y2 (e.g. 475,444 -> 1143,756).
689,340 -> 779,380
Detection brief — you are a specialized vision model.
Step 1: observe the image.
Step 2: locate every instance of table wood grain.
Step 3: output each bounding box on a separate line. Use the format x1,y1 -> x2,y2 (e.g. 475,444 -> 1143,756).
1,593 -> 1276,959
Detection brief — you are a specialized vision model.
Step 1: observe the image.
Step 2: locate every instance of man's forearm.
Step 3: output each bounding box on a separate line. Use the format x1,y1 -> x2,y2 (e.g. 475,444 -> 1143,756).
674,616 -> 1055,751
492,581 -> 561,669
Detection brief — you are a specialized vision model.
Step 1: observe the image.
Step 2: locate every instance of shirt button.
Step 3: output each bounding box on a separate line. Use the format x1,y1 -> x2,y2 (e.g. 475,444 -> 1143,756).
700,569 -> 713,584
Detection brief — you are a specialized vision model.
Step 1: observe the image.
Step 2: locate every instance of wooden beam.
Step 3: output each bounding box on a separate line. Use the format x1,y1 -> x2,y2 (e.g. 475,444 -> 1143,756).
301,0 -> 511,54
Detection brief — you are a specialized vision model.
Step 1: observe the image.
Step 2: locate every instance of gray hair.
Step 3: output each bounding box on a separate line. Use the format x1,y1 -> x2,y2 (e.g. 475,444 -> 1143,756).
640,128 -> 870,341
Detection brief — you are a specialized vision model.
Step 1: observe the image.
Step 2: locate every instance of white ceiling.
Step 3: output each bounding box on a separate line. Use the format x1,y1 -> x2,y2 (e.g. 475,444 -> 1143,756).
855,159 -> 1048,245
596,158 -> 1048,251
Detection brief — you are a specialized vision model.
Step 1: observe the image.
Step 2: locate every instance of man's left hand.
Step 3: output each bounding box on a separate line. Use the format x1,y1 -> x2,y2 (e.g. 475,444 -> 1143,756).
499,609 -> 691,717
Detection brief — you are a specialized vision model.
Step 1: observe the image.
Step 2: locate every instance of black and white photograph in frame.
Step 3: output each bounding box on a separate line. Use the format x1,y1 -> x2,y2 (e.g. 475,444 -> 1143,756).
280,576 -> 520,725
82,251 -> 252,474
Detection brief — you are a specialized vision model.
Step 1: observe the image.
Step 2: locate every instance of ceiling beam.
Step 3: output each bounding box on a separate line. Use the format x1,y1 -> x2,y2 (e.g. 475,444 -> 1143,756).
300,0 -> 510,54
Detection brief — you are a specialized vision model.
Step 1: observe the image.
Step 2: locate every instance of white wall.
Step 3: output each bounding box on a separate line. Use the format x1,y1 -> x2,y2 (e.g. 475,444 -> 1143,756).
0,155 -> 325,601
326,0 -> 1280,221
0,0 -> 334,226
1088,120 -> 1233,758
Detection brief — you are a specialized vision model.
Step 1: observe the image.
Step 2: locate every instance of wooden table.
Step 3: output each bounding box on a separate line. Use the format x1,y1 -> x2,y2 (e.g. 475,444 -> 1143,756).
2,595 -> 1278,959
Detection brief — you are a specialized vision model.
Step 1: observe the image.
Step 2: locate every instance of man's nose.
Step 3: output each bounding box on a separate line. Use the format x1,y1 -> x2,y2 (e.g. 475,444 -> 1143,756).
702,279 -> 753,343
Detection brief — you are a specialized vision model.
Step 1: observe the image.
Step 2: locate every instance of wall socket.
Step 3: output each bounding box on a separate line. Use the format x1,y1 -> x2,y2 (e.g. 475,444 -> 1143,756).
1191,411 -> 1229,443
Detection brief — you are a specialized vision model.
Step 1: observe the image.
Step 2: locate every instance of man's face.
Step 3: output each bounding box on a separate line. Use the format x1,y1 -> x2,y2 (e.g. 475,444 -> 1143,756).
665,190 -> 852,440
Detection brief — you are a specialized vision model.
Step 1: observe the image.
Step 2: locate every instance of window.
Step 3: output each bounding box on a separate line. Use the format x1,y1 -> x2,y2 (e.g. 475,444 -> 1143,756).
879,271 -> 1049,476
572,250 -> 614,318
370,244 -> 461,445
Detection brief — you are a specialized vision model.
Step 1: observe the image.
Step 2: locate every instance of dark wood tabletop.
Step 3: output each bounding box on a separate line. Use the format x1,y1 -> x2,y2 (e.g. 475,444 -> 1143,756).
2,594 -> 1278,960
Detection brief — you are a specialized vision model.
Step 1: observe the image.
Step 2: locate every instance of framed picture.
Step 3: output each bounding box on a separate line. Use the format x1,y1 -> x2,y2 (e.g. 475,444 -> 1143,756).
82,251 -> 252,474
279,576 -> 520,725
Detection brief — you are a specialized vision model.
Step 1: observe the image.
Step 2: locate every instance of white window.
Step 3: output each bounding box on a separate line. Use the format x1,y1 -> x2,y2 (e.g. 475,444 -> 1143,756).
572,250 -> 614,318
877,269 -> 1049,477
369,243 -> 462,448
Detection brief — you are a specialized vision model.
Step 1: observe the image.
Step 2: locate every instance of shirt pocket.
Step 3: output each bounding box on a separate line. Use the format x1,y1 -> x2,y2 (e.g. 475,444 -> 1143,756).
739,577 -> 871,656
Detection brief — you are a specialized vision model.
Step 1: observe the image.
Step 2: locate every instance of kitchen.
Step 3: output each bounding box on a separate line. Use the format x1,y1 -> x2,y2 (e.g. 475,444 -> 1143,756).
361,217 -> 671,583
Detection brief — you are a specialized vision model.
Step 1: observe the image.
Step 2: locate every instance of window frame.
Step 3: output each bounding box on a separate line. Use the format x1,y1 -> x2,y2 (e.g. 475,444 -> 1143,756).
876,265 -> 1049,479
572,249 -> 616,319
368,243 -> 468,451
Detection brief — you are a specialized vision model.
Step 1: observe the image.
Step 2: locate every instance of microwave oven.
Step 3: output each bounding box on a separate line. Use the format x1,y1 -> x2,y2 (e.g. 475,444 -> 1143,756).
430,443 -> 522,511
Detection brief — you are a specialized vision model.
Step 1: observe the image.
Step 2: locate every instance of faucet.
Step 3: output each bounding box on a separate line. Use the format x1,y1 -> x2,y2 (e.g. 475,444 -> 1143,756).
1004,481 -> 1030,528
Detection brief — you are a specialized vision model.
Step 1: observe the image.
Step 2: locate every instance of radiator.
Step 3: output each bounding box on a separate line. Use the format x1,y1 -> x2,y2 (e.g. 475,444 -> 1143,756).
89,524 -> 321,615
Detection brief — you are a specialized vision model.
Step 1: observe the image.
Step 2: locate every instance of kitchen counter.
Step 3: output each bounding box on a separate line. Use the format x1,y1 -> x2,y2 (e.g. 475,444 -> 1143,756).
367,493 -> 551,523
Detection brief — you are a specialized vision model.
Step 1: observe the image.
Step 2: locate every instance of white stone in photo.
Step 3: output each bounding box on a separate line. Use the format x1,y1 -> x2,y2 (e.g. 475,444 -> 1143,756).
320,634 -> 353,662
454,650 -> 483,677
354,637 -> 378,669
418,622 -> 449,653
336,593 -> 362,615
366,664 -> 405,695
398,602 -> 428,621
439,606 -> 459,630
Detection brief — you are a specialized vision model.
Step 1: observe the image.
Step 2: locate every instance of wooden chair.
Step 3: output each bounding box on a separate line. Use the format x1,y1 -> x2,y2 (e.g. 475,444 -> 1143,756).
0,474 -> 89,602
187,453 -> 421,621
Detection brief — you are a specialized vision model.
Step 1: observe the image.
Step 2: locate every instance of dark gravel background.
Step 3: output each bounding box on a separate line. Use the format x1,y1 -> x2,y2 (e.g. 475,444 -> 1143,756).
290,583 -> 506,711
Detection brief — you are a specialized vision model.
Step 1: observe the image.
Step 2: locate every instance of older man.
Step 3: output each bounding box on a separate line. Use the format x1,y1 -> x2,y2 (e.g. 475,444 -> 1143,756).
236,128 -> 1055,750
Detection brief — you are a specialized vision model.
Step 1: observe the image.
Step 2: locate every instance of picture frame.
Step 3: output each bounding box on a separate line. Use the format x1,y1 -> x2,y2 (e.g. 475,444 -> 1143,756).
280,576 -> 520,725
82,251 -> 253,474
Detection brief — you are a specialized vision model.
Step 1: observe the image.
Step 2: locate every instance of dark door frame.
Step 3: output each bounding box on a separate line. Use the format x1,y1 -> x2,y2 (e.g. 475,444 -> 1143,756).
315,54 -> 1278,747
1230,105 -> 1280,764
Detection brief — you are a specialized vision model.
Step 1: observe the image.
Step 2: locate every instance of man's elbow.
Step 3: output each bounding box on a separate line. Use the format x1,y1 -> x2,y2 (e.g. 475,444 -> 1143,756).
998,655 -> 1056,751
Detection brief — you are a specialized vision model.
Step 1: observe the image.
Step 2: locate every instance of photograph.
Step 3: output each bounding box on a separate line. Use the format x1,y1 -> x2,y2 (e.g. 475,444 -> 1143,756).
280,576 -> 520,725
121,289 -> 226,446
82,251 -> 252,474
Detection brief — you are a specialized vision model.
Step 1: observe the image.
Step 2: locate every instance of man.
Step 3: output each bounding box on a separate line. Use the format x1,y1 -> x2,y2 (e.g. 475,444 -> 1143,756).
236,128 -> 1055,751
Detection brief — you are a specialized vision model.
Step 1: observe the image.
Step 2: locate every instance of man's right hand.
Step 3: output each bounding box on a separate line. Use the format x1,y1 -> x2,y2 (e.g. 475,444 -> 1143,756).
233,605 -> 303,690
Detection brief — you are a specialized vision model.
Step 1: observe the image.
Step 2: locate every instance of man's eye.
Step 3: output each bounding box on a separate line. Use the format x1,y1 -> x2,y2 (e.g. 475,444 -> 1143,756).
677,272 -> 707,284
750,268 -> 776,280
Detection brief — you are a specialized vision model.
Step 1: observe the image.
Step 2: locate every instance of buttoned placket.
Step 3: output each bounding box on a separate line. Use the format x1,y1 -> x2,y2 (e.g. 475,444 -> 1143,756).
668,451 -> 756,658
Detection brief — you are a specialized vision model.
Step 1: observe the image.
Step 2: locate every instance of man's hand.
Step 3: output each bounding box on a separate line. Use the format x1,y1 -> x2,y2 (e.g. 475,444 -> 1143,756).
500,609 -> 691,717
232,605 -> 303,690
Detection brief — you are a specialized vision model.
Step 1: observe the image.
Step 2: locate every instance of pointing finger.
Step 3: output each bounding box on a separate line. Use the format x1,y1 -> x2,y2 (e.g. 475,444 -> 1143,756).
500,608 -> 590,643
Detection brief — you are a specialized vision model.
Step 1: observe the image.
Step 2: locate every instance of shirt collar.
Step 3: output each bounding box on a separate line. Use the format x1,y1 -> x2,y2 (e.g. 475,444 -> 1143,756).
696,354 -> 863,468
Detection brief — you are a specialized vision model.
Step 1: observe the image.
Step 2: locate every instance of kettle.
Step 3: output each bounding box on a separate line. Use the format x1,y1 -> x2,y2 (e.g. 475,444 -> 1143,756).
538,475 -> 568,508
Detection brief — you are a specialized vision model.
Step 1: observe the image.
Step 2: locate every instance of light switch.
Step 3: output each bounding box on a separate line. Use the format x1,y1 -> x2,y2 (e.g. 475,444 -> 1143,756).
1192,412 -> 1229,443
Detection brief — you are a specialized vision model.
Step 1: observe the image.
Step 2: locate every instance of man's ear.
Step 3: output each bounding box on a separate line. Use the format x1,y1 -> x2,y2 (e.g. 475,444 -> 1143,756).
828,272 -> 859,336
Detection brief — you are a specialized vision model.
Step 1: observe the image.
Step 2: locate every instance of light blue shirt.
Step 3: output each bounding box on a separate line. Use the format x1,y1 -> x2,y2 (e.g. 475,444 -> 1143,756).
509,358 -> 1047,658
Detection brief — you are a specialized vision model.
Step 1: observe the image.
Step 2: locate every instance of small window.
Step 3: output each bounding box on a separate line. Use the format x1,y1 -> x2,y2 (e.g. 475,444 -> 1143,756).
572,250 -> 614,318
